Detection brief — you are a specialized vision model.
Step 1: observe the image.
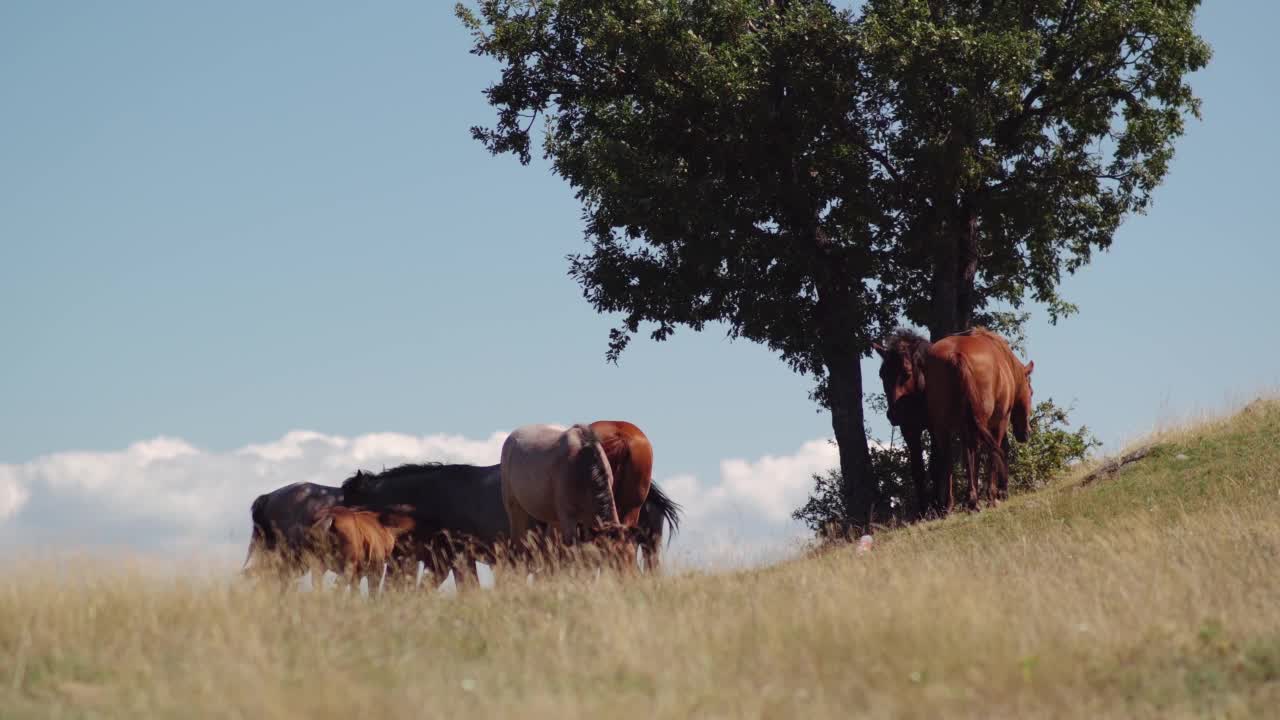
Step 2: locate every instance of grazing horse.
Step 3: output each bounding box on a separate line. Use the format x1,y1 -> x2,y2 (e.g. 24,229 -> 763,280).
589,421 -> 653,526
243,482 -> 345,585
340,463 -> 519,589
589,420 -> 681,571
310,506 -> 416,589
872,329 -> 934,519
501,423 -> 621,549
925,328 -> 1034,511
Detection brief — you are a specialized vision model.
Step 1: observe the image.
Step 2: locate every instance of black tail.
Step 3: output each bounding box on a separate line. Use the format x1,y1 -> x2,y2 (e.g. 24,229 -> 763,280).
572,424 -> 618,528
243,494 -> 270,571
641,482 -> 682,545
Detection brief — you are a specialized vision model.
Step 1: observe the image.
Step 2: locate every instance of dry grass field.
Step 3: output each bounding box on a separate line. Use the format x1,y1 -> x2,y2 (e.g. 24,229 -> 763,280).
2,400 -> 1279,719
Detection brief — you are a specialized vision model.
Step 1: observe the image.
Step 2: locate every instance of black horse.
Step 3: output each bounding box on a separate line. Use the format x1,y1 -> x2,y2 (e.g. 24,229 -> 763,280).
341,463 -> 515,587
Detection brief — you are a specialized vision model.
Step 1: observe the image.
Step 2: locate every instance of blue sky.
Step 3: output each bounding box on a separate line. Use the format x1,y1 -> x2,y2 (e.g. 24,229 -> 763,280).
1,2 -> 1277,564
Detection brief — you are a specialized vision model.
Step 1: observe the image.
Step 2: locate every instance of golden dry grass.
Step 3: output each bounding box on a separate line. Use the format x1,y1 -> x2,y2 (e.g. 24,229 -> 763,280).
2,399 -> 1279,719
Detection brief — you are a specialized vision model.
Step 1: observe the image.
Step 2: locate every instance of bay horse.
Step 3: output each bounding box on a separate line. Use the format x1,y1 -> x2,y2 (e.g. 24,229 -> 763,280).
589,420 -> 682,571
925,328 -> 1034,511
874,327 -> 1034,515
310,506 -> 416,589
243,482 -> 345,586
872,329 -> 934,519
500,423 -> 621,552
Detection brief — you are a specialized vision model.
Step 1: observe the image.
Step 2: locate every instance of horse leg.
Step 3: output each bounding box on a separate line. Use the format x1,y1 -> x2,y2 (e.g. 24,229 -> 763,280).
968,447 -> 981,511
306,555 -> 328,592
985,447 -> 999,507
930,433 -> 954,515
904,426 -> 928,521
419,550 -> 446,593
452,551 -> 479,592
998,435 -> 1012,502
642,537 -> 660,573
963,432 -> 980,512
340,558 -> 359,594
384,556 -> 411,592
505,496 -> 537,551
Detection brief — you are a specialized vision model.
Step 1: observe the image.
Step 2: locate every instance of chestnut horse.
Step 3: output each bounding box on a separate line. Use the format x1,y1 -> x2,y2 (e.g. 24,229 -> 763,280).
926,329 -> 1034,511
589,420 -> 681,572
875,328 -> 1033,515
311,506 -> 416,589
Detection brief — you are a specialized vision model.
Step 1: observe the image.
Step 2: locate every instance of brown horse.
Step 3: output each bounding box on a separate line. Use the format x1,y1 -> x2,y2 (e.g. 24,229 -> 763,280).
925,328 -> 1034,512
872,330 -> 934,519
588,420 -> 682,572
874,327 -> 1034,515
310,506 -> 416,590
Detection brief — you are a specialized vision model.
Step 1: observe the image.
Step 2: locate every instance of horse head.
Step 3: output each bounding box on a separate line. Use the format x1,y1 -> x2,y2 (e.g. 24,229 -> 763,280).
1011,360 -> 1035,442
873,329 -> 930,428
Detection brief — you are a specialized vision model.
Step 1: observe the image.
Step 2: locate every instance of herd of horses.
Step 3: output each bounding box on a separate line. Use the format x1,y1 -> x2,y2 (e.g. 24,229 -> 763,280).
241,326 -> 1033,589
242,419 -> 682,590
872,327 -> 1036,518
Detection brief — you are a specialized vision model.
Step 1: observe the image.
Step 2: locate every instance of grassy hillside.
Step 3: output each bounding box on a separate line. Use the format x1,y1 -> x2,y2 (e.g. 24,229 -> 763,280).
3,400 -> 1279,719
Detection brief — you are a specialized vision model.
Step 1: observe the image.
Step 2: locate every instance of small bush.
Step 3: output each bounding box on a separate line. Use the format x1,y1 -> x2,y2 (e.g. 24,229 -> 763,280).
1007,400 -> 1100,493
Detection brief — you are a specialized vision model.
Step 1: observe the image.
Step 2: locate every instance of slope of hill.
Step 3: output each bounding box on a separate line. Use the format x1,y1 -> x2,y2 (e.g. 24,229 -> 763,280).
2,400 -> 1278,718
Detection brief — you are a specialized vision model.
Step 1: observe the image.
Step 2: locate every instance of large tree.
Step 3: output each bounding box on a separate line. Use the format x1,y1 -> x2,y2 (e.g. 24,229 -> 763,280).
458,0 -> 897,530
856,0 -> 1210,338
456,0 -> 1208,531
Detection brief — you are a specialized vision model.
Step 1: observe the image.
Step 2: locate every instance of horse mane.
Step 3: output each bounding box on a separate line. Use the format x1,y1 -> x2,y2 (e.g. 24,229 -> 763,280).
642,481 -> 682,544
882,327 -> 931,384
320,506 -> 412,565
571,424 -> 618,527
340,462 -> 467,493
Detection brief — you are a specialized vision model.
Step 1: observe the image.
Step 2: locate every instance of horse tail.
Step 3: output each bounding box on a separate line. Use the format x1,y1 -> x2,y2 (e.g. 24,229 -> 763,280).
243,494 -> 270,571
643,482 -> 682,545
953,351 -> 1007,476
573,425 -> 619,528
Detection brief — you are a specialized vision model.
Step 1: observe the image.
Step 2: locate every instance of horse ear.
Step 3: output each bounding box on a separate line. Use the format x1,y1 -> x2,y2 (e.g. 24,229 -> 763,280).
313,515 -> 334,534
871,342 -> 888,358
1024,360 -> 1035,377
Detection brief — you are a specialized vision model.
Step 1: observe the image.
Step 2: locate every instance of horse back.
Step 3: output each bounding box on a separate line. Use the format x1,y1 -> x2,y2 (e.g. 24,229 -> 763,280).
927,333 -> 1020,428
590,420 -> 654,526
501,424 -> 570,520
262,482 -> 344,551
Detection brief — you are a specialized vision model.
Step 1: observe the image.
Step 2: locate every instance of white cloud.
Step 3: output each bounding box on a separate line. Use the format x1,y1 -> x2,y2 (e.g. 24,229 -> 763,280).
0,430 -> 838,572
0,467 -> 30,520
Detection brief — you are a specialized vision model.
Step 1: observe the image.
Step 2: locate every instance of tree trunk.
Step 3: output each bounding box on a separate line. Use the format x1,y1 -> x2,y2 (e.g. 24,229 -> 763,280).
927,205 -> 979,340
825,344 -> 875,534
816,286 -> 875,534
928,226 -> 959,341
